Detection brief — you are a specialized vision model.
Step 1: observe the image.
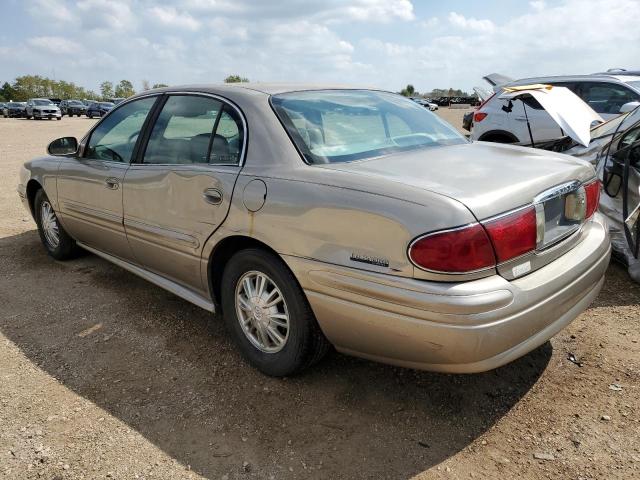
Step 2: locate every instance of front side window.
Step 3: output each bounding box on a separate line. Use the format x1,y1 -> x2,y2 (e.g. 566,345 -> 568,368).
143,95 -> 244,165
578,82 -> 640,114
85,96 -> 157,162
271,90 -> 465,164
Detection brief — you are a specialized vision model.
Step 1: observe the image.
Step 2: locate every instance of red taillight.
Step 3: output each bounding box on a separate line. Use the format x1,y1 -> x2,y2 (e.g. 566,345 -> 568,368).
474,112 -> 488,122
409,223 -> 496,273
483,207 -> 537,263
584,180 -> 600,219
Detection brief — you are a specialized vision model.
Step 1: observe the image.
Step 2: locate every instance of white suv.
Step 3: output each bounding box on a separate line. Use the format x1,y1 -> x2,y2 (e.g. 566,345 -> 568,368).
470,74 -> 640,145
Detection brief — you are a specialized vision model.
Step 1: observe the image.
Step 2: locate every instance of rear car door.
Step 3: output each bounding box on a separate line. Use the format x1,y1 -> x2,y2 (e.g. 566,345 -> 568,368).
56,96 -> 158,260
122,93 -> 245,292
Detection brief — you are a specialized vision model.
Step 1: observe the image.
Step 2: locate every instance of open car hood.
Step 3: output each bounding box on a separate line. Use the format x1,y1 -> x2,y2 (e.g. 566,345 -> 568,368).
499,85 -> 603,147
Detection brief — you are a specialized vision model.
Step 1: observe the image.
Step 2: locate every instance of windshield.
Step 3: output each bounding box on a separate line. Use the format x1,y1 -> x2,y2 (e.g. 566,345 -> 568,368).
100,102 -> 115,108
8,103 -> 22,107
33,99 -> 53,106
69,100 -> 83,105
271,90 -> 466,164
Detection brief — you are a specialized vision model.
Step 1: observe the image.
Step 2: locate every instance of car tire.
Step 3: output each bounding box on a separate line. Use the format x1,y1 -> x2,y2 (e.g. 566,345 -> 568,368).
221,248 -> 330,376
34,189 -> 79,260
56,117 -> 61,121
88,113 -> 93,119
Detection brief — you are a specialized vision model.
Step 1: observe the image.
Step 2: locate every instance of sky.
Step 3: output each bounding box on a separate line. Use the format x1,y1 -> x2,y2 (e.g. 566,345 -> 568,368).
1,0 -> 639,94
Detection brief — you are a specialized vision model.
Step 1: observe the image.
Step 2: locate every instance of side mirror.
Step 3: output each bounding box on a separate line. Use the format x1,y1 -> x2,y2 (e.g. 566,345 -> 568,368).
47,137 -> 78,156
620,101 -> 640,114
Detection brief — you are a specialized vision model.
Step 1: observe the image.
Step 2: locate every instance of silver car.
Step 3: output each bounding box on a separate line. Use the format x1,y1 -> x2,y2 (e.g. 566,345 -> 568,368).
25,98 -> 62,120
18,84 -> 611,376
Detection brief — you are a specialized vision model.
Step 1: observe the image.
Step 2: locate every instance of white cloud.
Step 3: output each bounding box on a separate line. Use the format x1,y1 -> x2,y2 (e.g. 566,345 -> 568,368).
27,36 -> 83,54
76,0 -> 135,31
149,6 -> 201,31
530,1 -> 546,11
27,0 -> 75,23
448,12 -> 495,33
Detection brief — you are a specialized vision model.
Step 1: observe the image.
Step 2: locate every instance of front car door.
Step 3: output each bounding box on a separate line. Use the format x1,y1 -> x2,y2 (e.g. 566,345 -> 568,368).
56,96 -> 158,260
123,93 -> 245,293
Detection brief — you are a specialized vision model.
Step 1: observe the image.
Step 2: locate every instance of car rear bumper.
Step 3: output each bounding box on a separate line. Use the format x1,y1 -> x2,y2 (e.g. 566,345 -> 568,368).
284,213 -> 610,373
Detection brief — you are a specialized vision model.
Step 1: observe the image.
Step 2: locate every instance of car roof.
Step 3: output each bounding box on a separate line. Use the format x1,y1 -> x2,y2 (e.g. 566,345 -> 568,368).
148,82 -> 378,96
505,74 -> 637,87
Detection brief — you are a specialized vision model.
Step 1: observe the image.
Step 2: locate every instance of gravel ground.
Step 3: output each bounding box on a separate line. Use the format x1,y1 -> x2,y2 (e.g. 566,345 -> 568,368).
0,113 -> 638,480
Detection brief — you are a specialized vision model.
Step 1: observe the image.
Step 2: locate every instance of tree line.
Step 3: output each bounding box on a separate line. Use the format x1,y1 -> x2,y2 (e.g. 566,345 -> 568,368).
0,74 -> 250,102
399,84 -> 476,99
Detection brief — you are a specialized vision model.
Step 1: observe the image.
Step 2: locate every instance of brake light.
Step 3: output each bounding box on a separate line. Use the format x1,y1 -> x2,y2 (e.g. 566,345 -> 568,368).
474,112 -> 488,122
584,180 -> 600,219
483,207 -> 537,263
409,223 -> 496,273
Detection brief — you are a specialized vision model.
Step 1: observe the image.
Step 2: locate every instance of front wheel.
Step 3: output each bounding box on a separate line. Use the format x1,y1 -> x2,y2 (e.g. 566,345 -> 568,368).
221,249 -> 330,376
34,189 -> 78,260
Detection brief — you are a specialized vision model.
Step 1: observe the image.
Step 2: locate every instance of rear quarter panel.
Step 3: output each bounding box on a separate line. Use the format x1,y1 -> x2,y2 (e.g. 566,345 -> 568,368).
204,168 -> 478,279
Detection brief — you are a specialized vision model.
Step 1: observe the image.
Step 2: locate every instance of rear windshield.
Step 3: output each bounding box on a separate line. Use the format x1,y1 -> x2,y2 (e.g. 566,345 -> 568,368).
271,90 -> 465,164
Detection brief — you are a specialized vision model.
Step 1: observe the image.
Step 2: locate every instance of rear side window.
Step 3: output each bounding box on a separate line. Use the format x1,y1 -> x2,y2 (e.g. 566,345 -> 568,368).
577,82 -> 640,114
143,95 -> 244,165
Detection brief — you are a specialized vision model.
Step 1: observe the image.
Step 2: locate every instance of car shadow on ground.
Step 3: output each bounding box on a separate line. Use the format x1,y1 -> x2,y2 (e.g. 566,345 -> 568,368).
0,230 -> 554,479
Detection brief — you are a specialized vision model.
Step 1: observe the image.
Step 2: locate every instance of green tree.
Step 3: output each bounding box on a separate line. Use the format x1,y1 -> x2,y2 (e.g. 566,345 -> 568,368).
0,82 -> 17,101
114,79 -> 135,98
399,84 -> 416,97
100,81 -> 114,99
152,83 -> 168,89
224,74 -> 249,83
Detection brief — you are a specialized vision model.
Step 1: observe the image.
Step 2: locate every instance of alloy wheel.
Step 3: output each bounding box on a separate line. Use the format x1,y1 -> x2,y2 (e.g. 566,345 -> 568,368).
40,200 -> 60,249
235,271 -> 290,353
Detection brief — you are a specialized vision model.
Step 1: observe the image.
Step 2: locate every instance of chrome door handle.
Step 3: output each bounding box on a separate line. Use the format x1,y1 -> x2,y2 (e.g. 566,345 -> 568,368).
203,188 -> 223,205
105,177 -> 119,190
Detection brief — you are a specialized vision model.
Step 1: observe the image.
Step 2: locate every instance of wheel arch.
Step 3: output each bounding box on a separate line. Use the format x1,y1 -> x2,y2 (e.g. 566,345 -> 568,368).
207,235 -> 286,311
26,179 -> 43,217
477,130 -> 520,143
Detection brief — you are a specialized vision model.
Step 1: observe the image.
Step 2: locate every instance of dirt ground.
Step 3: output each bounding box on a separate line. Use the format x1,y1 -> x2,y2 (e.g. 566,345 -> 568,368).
0,112 -> 638,480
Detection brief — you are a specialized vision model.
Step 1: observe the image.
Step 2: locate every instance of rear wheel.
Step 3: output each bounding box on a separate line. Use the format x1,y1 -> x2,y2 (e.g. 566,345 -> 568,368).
34,189 -> 78,260
221,248 -> 330,376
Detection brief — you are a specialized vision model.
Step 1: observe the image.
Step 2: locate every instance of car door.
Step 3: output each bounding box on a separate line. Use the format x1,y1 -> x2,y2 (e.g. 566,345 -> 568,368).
122,93 -> 245,292
56,96 -> 159,260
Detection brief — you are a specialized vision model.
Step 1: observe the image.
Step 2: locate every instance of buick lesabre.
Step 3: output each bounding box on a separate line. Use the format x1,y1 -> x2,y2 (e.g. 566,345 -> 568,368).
18,84 -> 611,376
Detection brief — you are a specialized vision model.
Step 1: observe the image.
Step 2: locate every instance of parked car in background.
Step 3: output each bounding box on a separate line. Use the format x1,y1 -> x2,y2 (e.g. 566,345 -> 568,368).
49,98 -> 62,106
410,97 -> 438,111
0,102 -> 6,113
19,84 -> 610,376
3,102 -> 27,118
25,98 -> 61,120
106,97 -> 126,105
471,73 -> 640,144
60,99 -> 87,117
86,101 -> 114,118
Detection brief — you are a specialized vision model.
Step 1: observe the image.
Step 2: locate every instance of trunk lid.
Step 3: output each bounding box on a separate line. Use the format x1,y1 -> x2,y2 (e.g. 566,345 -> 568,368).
319,142 -> 595,221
